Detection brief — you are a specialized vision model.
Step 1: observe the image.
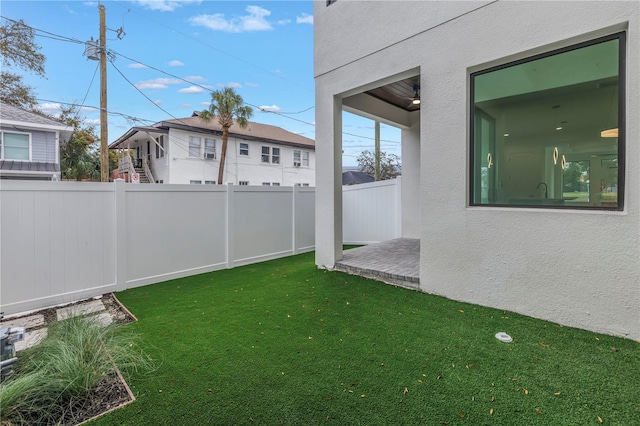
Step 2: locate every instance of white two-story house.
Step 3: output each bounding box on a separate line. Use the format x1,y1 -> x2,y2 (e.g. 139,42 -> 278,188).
0,102 -> 71,181
109,112 -> 315,187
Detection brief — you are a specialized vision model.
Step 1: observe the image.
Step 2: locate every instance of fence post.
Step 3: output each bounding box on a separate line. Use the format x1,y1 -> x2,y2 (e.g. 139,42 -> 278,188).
395,176 -> 402,238
292,185 -> 298,255
226,183 -> 235,269
114,179 -> 127,291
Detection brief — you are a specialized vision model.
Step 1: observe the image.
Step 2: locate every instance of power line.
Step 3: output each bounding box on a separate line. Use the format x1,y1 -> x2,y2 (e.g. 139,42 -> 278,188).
109,0 -> 313,93
5,17 -> 399,145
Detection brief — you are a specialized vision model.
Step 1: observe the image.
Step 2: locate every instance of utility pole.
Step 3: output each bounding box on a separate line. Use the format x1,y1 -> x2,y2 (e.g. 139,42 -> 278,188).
99,4 -> 109,182
374,120 -> 381,181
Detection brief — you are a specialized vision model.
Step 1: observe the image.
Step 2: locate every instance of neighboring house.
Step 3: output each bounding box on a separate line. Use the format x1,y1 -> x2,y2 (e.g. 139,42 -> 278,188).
342,170 -> 374,185
314,2 -> 639,339
109,113 -> 315,186
0,102 -> 71,180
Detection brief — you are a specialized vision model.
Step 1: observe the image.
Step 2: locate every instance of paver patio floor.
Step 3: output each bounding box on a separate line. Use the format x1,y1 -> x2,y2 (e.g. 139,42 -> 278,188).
335,238 -> 420,290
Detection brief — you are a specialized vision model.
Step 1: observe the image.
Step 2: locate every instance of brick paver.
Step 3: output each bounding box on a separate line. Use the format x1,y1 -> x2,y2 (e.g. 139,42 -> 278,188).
335,238 -> 420,290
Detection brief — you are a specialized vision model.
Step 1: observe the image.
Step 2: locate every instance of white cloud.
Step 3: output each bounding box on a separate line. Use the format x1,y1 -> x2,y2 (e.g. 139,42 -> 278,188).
179,103 -> 194,108
128,63 -> 147,69
84,118 -> 101,126
184,75 -> 205,82
200,101 -> 210,107
38,103 -> 62,113
135,78 -> 182,89
221,82 -> 242,88
168,60 -> 184,67
80,106 -> 98,113
188,5 -> 274,33
245,82 -> 259,88
296,13 -> 313,25
259,105 -> 282,113
153,100 -> 163,105
131,0 -> 201,12
178,86 -> 205,94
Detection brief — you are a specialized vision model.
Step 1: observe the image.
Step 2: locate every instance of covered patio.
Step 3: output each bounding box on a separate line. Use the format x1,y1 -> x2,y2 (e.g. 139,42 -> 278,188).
335,238 -> 420,290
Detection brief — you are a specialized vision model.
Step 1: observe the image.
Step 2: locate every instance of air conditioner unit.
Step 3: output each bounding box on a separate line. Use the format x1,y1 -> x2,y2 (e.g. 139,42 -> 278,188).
293,162 -> 301,167
204,153 -> 216,159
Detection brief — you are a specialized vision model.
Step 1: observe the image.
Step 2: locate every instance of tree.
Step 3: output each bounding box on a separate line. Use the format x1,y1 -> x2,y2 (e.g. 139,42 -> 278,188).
56,106 -> 101,181
199,87 -> 253,184
0,18 -> 45,109
357,150 -> 401,181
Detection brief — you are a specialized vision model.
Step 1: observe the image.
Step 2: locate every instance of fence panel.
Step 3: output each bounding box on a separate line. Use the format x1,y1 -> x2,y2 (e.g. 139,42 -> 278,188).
0,181 -> 316,314
0,181 -> 116,314
124,184 -> 228,288
342,179 -> 400,244
231,186 -> 294,266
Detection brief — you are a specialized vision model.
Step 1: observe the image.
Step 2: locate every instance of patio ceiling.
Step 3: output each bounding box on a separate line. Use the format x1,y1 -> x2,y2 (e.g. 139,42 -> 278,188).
364,76 -> 421,112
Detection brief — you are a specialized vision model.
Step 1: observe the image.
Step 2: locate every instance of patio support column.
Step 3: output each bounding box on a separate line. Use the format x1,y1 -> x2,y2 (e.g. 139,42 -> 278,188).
315,95 -> 343,269
401,117 -> 421,238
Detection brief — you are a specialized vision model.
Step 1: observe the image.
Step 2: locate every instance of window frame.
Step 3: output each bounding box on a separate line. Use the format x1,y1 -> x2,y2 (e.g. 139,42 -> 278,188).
1,131 -> 31,161
468,32 -> 626,211
261,146 -> 271,163
204,137 -> 216,159
188,136 -> 201,158
272,147 -> 280,164
239,142 -> 249,156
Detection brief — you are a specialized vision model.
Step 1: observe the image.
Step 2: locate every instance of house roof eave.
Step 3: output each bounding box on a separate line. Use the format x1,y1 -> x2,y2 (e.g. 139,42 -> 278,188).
108,126 -> 169,149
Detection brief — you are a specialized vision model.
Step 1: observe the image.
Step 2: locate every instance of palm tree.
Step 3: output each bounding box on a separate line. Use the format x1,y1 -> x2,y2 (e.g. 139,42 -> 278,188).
199,87 -> 253,184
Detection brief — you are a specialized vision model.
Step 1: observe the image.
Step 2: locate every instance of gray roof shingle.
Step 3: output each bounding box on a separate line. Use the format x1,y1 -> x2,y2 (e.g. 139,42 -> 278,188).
0,102 -> 68,128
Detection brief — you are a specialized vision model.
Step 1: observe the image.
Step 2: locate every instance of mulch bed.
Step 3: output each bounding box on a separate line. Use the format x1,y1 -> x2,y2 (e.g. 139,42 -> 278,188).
4,293 -> 138,425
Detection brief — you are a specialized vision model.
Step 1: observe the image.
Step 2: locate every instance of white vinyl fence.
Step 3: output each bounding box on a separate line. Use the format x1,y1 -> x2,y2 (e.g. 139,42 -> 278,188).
342,178 -> 401,244
0,180 -> 315,315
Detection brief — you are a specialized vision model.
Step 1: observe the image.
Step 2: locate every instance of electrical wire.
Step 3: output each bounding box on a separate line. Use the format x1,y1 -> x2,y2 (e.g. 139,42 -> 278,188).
109,0 -> 313,93
3,15 -> 397,145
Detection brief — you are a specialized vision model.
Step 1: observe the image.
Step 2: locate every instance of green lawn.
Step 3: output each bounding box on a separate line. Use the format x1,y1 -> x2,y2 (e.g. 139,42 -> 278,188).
92,252 -> 639,425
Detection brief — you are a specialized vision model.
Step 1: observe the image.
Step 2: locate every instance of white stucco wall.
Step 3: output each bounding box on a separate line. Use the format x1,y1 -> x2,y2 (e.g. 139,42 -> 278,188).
314,1 -> 639,339
153,129 -> 315,186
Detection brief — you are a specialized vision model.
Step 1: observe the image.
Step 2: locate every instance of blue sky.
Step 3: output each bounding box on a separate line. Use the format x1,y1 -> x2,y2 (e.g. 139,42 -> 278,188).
2,0 -> 400,166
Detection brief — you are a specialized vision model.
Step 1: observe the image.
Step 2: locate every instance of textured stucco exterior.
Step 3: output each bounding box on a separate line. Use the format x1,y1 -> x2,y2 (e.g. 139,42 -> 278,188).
314,1 -> 639,339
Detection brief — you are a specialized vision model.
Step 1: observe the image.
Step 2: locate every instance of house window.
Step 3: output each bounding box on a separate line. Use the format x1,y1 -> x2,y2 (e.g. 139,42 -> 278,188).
239,143 -> 249,156
261,146 -> 270,163
470,32 -> 624,210
262,182 -> 271,186
204,138 -> 216,159
189,136 -> 201,157
190,180 -> 202,184
293,150 -> 309,167
272,182 -> 280,186
272,147 -> 280,164
204,180 -> 216,185
155,136 -> 165,159
2,132 -> 30,160
239,181 -> 249,186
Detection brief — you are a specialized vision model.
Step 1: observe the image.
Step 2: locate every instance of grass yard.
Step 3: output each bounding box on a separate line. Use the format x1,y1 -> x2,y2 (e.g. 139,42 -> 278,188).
91,252 -> 639,425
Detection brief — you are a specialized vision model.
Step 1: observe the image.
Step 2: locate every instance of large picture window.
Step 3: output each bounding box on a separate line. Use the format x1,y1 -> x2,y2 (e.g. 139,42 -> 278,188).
470,33 -> 624,209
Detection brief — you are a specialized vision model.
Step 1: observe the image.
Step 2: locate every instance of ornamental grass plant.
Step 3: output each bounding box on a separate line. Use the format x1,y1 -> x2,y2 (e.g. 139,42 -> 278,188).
0,315 -> 153,426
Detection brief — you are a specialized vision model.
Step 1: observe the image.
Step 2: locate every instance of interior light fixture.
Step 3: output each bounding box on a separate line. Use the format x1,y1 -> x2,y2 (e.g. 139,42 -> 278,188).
503,133 -> 510,137
601,128 -> 618,138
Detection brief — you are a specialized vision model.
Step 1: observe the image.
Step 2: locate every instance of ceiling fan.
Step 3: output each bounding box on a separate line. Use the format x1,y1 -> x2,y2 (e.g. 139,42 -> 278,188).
405,84 -> 420,107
